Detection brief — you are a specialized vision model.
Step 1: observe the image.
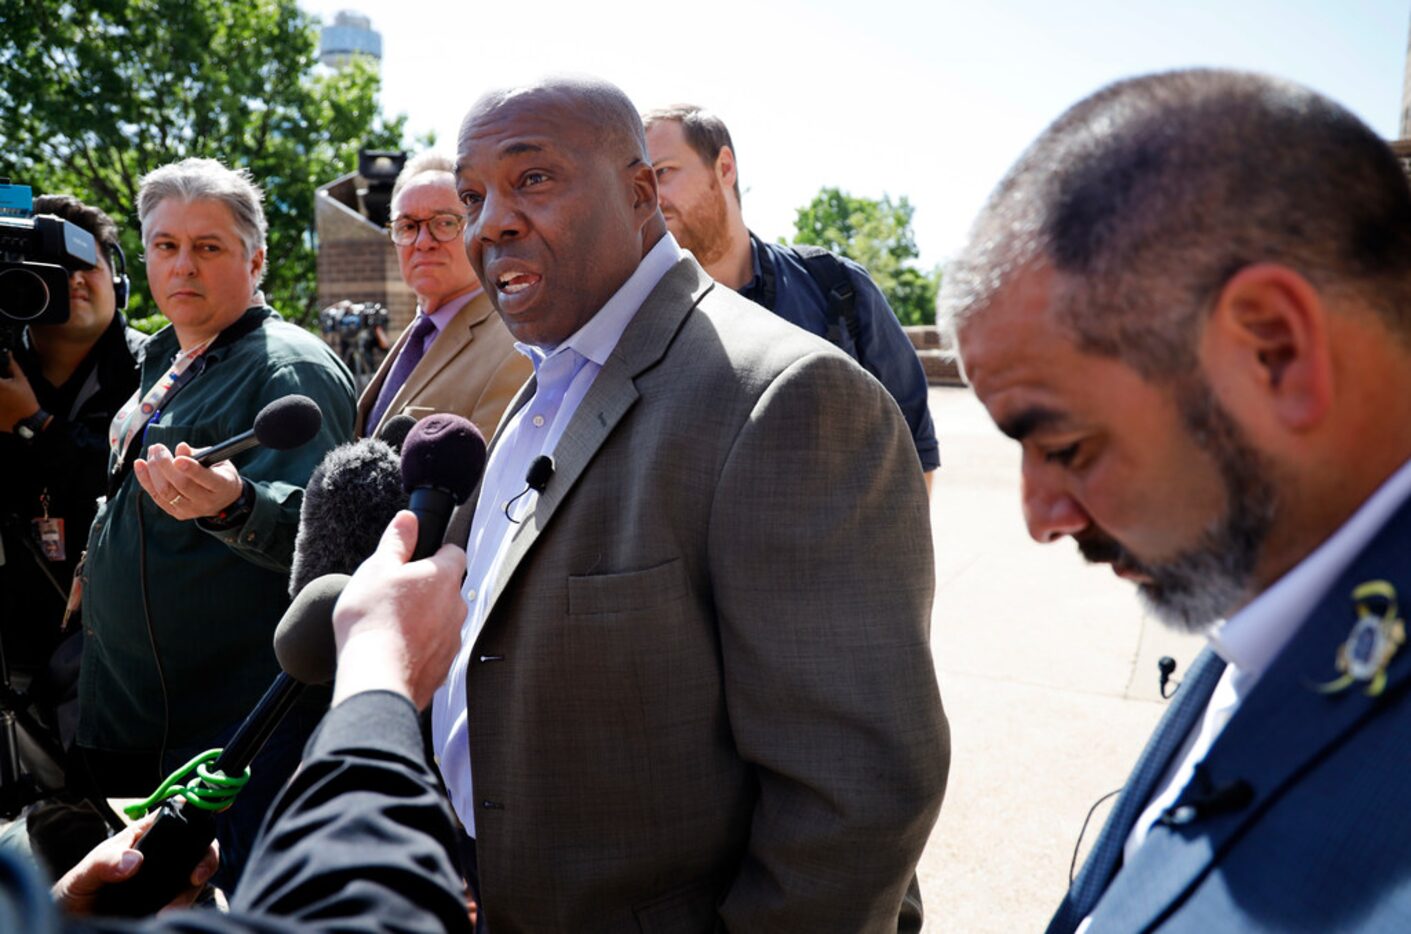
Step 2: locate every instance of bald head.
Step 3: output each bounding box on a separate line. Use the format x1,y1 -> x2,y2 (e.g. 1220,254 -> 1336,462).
457,77 -> 650,179
453,75 -> 665,347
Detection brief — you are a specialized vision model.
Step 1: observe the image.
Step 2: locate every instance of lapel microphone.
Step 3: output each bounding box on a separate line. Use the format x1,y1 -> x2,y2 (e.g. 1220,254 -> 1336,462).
1158,656 -> 1181,699
1158,763 -> 1254,827
505,455 -> 555,523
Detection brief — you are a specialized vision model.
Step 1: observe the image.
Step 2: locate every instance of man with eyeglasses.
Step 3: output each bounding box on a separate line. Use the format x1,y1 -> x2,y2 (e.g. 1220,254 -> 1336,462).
356,152 -> 531,439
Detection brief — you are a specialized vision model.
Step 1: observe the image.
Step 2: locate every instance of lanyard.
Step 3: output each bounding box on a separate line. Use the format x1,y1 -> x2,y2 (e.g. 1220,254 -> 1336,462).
108,334 -> 216,473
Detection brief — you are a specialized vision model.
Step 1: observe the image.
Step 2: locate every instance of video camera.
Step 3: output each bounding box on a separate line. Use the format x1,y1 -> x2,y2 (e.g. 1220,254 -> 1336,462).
0,179 -> 96,333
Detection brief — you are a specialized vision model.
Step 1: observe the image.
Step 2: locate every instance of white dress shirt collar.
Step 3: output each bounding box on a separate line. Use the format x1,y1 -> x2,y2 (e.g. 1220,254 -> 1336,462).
517,233 -> 683,370
1209,454 -> 1411,685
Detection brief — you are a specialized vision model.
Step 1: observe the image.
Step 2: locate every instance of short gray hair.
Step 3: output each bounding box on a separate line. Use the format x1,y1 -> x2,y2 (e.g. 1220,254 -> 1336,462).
138,158 -> 268,280
939,68 -> 1411,380
390,152 -> 456,206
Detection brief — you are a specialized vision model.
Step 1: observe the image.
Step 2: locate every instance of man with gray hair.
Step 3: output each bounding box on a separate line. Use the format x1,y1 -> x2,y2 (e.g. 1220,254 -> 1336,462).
355,151 -> 530,439
78,157 -> 355,891
942,69 -> 1411,931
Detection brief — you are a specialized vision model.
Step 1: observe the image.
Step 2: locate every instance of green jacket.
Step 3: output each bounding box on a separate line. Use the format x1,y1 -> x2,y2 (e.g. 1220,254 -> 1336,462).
80,306 -> 355,753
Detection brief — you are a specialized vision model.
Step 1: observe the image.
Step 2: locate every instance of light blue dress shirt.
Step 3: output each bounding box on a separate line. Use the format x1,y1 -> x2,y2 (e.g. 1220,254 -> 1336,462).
433,233 -> 684,834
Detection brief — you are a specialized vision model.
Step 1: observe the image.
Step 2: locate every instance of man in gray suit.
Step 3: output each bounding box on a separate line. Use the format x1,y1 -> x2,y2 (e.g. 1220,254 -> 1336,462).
943,69 -> 1411,932
428,76 -> 948,931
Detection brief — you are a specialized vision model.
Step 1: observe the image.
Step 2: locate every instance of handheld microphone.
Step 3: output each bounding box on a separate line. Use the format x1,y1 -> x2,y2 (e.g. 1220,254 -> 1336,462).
277,416 -> 488,685
377,413 -> 418,452
192,394 -> 322,466
288,438 -> 407,597
401,413 -> 485,560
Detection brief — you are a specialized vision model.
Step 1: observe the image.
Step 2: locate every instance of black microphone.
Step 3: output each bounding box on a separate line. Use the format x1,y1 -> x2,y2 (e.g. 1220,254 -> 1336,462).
288,438 -> 407,597
274,574 -> 350,685
504,455 -> 554,523
1158,656 -> 1180,699
377,413 -> 418,452
192,394 -> 322,466
401,413 -> 485,560
1158,764 -> 1254,827
278,417 -> 488,686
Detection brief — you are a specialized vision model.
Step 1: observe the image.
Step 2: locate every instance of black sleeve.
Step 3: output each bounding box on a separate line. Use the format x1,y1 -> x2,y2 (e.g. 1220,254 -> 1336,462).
59,692 -> 472,934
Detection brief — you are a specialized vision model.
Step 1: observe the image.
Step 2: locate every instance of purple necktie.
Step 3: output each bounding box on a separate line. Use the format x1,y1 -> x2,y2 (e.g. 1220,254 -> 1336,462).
365,314 -> 438,435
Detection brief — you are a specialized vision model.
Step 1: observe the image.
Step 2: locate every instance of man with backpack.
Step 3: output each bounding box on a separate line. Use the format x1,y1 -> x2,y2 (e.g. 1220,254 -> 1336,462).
644,105 -> 938,487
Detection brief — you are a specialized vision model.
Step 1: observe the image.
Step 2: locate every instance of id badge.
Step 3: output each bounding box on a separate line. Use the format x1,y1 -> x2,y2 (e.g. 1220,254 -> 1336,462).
32,517 -> 65,561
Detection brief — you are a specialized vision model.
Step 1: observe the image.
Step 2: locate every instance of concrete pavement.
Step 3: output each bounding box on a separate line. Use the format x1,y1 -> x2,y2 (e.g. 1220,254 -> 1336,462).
914,386 -> 1205,932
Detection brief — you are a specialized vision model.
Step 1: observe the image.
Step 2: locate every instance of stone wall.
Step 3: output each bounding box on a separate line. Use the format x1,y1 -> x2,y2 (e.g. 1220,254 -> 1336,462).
905,325 -> 962,385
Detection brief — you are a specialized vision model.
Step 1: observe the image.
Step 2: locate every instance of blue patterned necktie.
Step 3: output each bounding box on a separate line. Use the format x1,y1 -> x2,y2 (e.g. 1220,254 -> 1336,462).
365,314 -> 438,435
1055,648 -> 1227,932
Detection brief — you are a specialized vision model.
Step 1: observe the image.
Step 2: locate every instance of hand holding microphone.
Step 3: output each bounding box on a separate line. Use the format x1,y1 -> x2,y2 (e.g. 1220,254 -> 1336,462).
133,394 -> 323,521
330,511 -> 468,708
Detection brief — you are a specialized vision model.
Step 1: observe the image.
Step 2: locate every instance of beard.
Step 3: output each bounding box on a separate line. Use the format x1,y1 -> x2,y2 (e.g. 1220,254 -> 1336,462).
1077,380 -> 1277,634
668,176 -> 731,268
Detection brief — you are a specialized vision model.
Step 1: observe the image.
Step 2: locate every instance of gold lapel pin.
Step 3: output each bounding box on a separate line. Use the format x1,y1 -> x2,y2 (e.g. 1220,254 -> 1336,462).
1316,580 -> 1406,697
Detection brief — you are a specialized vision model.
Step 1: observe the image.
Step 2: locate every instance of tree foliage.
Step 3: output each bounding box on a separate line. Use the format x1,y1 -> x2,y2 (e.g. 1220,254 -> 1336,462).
790,187 -> 941,326
0,0 -> 407,327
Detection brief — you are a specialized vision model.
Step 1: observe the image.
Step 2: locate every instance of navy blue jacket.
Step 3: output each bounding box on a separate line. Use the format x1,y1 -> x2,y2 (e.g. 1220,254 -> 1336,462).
1053,486 -> 1411,932
739,235 -> 939,471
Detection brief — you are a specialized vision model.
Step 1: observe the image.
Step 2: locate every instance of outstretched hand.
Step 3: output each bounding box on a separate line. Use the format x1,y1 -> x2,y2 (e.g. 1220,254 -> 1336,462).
331,510 -> 468,709
134,441 -> 244,520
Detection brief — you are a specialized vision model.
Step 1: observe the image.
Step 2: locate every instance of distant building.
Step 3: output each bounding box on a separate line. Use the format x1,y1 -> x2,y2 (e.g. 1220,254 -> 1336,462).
319,10 -> 382,70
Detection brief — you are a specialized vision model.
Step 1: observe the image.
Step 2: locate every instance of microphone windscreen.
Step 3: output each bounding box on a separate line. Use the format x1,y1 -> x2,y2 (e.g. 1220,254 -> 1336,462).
289,437 -> 407,597
253,394 -> 323,451
377,413 -> 417,452
274,573 -> 349,685
400,413 -> 486,504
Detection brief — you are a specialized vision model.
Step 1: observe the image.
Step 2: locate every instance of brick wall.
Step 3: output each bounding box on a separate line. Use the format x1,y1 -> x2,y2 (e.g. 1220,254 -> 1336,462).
315,173 -> 416,333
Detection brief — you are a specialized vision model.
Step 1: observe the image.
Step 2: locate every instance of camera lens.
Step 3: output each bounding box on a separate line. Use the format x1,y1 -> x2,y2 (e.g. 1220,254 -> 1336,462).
0,267 -> 51,321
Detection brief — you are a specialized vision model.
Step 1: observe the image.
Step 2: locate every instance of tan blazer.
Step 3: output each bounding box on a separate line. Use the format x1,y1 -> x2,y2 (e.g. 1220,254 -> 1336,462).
447,257 -> 948,933
355,290 -> 531,440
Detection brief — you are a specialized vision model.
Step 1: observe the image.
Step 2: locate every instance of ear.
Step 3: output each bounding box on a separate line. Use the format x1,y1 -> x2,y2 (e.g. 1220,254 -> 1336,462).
1200,263 -> 1332,432
628,158 -> 659,227
715,145 -> 737,194
248,246 -> 266,285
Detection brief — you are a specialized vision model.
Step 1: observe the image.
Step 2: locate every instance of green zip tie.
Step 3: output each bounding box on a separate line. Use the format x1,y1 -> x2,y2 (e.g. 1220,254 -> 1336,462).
121,748 -> 251,820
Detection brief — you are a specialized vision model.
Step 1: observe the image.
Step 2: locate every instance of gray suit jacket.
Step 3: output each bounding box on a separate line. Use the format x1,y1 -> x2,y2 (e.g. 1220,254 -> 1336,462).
446,256 -> 948,932
355,290 -> 531,440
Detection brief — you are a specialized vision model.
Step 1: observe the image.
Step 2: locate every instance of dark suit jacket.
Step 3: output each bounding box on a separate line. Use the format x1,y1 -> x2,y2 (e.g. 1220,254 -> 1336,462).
355,290 -> 531,440
15,692 -> 471,933
445,256 -> 949,932
1055,487 -> 1411,933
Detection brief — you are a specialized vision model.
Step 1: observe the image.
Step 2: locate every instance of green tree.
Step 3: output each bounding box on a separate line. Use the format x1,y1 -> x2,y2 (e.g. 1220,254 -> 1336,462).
790,187 -> 941,326
0,0 -> 407,328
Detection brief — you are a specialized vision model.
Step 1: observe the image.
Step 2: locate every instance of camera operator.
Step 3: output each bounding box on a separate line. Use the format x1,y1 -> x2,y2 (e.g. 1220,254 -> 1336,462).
0,194 -> 145,879
0,193 -> 143,686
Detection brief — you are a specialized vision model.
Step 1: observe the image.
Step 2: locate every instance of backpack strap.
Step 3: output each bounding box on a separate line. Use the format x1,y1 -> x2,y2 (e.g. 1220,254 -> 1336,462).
790,245 -> 861,348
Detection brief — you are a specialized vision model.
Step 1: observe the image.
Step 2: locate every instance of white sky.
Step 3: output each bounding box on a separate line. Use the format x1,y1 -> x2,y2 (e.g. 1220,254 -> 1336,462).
299,0 -> 1411,268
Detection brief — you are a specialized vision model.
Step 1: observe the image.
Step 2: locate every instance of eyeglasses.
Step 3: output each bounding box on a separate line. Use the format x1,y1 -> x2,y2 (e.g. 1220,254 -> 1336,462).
389,212 -> 467,246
